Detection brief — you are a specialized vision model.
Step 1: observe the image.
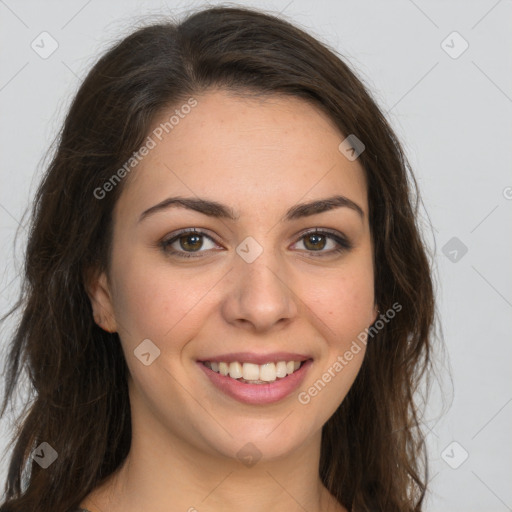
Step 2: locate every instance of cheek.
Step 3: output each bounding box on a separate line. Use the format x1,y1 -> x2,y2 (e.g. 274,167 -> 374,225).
110,250 -> 217,345
297,269 -> 373,419
309,264 -> 375,343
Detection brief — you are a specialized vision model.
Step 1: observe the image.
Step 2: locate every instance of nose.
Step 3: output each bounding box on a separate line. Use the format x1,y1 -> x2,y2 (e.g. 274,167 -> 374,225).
221,248 -> 299,332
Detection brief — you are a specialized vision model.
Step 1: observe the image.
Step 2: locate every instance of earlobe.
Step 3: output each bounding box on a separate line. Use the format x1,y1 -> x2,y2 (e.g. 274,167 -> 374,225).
84,268 -> 117,333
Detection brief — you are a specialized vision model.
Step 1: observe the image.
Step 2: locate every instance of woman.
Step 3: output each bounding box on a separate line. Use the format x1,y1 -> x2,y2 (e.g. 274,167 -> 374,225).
0,5 -> 437,512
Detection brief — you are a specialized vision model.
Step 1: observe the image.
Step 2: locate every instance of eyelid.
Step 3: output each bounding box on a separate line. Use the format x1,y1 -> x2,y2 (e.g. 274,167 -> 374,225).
160,227 -> 351,258
294,227 -> 349,244
160,228 -> 221,251
161,228 -> 217,245
291,227 -> 352,253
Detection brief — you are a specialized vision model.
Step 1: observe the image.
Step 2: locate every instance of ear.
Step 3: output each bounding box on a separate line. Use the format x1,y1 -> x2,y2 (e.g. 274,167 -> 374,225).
83,267 -> 117,333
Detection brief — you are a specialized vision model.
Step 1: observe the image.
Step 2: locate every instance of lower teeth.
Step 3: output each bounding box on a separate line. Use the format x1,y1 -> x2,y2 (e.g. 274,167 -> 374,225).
236,376 -> 286,384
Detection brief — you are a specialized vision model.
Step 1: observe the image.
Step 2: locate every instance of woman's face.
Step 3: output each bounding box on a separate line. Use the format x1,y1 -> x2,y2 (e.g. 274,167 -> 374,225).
89,89 -> 377,463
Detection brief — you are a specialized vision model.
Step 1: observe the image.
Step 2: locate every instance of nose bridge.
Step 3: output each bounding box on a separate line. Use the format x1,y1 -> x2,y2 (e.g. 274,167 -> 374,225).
224,235 -> 298,330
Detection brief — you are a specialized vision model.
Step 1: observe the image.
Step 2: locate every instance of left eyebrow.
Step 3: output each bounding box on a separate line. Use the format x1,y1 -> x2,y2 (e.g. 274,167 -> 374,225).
138,194 -> 364,223
284,195 -> 364,221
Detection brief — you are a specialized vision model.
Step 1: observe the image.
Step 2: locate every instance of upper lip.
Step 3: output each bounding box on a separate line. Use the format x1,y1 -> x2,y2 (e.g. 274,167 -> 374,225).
197,352 -> 313,365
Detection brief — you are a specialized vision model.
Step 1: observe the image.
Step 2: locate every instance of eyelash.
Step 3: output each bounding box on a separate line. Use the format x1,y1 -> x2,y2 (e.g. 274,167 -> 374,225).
159,228 -> 352,259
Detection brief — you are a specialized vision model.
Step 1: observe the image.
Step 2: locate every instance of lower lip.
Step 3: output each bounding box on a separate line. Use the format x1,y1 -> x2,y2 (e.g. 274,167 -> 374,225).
197,360 -> 313,405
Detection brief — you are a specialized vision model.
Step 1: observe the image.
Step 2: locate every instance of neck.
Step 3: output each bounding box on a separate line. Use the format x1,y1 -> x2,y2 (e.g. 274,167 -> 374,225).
81,383 -> 345,512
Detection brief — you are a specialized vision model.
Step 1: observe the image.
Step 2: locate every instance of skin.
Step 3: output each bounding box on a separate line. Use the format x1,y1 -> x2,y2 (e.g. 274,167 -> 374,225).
84,89 -> 378,512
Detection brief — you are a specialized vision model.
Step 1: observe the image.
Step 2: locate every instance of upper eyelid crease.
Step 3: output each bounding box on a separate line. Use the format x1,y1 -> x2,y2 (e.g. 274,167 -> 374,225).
139,195 -> 364,223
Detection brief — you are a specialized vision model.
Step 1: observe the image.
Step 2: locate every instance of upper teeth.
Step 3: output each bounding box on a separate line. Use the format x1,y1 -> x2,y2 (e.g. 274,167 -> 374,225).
204,360 -> 302,382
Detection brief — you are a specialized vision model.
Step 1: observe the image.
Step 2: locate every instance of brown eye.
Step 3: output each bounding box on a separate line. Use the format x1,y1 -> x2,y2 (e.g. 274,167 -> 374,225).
302,232 -> 327,251
293,229 -> 352,257
160,228 -> 352,260
160,229 -> 219,258
177,233 -> 203,252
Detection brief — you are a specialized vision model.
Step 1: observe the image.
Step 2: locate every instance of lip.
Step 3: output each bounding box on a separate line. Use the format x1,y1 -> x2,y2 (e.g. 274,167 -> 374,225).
197,358 -> 313,405
197,352 -> 312,365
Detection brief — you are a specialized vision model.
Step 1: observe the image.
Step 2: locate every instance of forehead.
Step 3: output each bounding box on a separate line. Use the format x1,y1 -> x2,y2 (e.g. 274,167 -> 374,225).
116,89 -> 368,223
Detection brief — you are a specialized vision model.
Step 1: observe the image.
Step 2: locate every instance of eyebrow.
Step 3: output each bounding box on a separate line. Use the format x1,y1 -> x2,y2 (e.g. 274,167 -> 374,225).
138,194 -> 364,223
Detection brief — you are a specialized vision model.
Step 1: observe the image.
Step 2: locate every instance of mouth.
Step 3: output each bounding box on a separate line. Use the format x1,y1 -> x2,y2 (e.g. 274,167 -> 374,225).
197,355 -> 313,405
200,359 -> 307,384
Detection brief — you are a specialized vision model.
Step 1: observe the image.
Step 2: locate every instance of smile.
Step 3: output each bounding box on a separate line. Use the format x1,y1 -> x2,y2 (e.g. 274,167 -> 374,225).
197,358 -> 313,405
202,360 -> 304,384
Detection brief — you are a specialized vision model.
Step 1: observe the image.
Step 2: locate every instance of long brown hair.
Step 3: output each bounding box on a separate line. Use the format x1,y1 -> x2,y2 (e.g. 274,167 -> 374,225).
0,6 -> 438,511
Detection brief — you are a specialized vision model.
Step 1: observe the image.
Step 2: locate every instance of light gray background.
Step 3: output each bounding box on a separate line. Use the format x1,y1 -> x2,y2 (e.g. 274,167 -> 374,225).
1,1 -> 511,510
